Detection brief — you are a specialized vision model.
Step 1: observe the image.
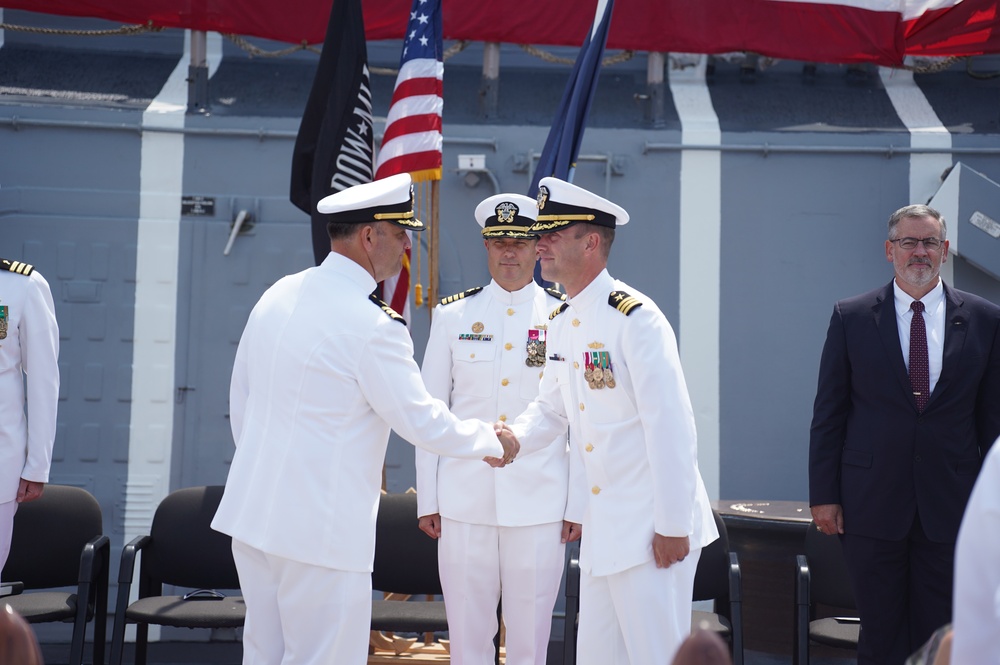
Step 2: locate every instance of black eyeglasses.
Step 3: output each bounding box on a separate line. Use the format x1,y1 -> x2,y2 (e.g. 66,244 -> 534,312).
890,237 -> 942,250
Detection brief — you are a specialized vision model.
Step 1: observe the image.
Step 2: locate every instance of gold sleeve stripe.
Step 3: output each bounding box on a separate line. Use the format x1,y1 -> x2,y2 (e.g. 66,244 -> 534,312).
616,297 -> 641,314
608,290 -> 643,316
544,287 -> 567,301
2,259 -> 35,276
369,294 -> 406,325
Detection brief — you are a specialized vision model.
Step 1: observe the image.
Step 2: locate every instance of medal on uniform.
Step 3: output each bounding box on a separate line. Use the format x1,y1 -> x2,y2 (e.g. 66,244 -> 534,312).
0,305 -> 7,340
601,351 -> 616,389
526,328 -> 546,367
584,352 -> 602,389
584,350 -> 615,389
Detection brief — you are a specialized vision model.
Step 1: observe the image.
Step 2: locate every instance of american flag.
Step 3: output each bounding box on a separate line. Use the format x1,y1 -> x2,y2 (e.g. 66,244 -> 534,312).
376,0 -> 443,321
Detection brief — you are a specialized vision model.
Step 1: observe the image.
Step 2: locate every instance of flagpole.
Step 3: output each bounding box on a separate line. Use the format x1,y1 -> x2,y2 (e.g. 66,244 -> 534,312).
429,179 -> 440,315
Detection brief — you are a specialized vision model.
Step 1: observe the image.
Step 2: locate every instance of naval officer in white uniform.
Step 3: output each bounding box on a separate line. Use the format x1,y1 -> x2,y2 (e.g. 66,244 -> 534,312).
212,174 -> 518,665
415,194 -> 572,665
508,178 -> 717,665
0,258 -> 59,581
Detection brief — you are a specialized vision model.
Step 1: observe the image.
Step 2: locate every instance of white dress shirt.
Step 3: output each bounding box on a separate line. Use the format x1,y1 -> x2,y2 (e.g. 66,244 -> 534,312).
894,279 -> 945,394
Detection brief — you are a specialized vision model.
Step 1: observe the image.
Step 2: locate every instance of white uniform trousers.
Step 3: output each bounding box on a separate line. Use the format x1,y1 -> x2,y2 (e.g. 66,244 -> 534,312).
0,499 -> 17,581
438,518 -> 565,665
577,548 -> 701,665
232,539 -> 372,665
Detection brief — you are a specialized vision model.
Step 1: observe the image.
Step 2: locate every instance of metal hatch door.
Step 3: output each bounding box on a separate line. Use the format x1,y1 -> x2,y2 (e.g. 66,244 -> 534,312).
173,216 -> 313,489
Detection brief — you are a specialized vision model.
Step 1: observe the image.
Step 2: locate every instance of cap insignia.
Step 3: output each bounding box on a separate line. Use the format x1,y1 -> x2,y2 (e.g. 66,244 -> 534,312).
496,202 -> 518,224
537,186 -> 549,210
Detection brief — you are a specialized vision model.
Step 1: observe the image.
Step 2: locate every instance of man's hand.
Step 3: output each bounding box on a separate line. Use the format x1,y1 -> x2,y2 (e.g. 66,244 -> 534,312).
484,421 -> 520,467
562,521 -> 582,543
16,479 -> 44,503
653,534 -> 690,568
418,513 -> 442,539
811,503 -> 844,535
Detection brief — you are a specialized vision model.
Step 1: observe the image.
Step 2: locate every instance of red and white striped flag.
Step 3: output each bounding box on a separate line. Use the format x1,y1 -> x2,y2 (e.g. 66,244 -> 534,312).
375,0 -> 443,323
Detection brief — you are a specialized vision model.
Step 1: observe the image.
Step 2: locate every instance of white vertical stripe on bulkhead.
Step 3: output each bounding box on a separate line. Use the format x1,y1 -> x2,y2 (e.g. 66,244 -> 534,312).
669,55 -> 722,500
879,65 -> 953,283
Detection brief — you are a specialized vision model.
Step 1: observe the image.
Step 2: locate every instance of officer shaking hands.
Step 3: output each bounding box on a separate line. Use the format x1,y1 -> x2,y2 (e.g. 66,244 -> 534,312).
212,174 -> 519,665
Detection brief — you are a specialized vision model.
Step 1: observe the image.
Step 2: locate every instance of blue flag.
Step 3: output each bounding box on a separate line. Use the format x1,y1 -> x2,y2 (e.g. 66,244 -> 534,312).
528,0 -> 615,286
528,0 -> 615,198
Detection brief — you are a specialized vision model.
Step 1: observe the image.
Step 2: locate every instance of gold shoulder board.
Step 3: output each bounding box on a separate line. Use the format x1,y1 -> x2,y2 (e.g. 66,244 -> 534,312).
544,286 -> 567,301
608,290 -> 642,316
1,259 -> 35,276
549,303 -> 569,320
439,286 -> 484,306
369,294 -> 406,325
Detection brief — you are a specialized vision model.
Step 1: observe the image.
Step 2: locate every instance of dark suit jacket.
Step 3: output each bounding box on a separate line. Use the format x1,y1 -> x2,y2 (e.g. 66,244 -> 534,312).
810,280 -> 1000,543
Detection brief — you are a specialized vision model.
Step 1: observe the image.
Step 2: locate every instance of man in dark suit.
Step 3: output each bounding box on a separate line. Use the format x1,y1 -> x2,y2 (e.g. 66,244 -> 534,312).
810,204 -> 1000,665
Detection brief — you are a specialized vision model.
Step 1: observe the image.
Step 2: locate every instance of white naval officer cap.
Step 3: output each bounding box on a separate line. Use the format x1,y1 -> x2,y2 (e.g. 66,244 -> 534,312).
316,173 -> 424,230
531,177 -> 629,235
475,193 -> 539,239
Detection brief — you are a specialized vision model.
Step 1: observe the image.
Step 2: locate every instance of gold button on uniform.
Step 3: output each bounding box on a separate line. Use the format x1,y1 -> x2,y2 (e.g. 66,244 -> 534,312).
507,308 -> 515,316
501,378 -> 509,387
585,443 -> 594,452
572,319 -> 581,327
579,403 -> 585,411
470,353 -> 475,359
591,486 -> 601,495
573,361 -> 580,369
504,342 -> 513,351
498,414 -> 507,422
539,371 -> 544,379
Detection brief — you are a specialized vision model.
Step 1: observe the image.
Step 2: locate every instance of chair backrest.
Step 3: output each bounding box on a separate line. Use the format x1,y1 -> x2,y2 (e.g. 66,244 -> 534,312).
693,510 -> 731,606
5,485 -> 103,589
804,524 -> 856,610
144,486 -> 240,590
372,492 -> 442,596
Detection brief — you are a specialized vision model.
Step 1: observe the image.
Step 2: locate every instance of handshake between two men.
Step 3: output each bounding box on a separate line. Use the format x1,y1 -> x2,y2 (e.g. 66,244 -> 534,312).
484,421 -> 520,468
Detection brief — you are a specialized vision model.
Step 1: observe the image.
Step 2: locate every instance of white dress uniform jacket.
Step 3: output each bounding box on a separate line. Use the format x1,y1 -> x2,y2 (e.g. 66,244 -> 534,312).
416,280 -> 568,525
212,253 -> 504,573
952,436 -> 1000,665
512,270 -> 716,576
0,266 -> 59,504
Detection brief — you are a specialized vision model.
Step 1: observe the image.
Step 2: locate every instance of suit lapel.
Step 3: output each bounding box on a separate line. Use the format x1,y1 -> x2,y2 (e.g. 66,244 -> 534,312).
928,283 -> 969,408
874,281 -> 914,406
